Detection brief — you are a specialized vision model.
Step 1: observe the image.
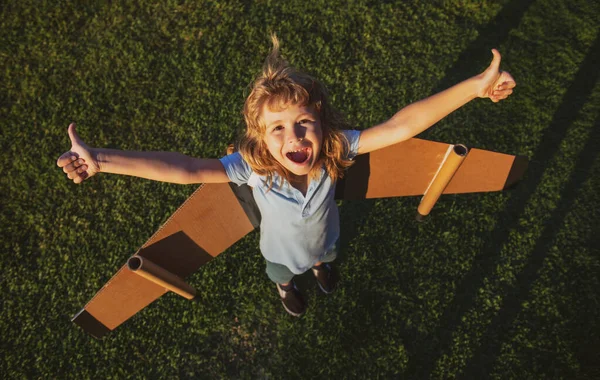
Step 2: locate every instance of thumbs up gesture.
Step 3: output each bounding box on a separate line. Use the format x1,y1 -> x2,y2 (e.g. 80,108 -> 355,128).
476,49 -> 516,103
56,123 -> 100,184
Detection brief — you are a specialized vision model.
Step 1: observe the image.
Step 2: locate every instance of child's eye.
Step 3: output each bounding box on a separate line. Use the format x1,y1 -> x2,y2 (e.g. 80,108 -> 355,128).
299,119 -> 312,124
272,125 -> 283,132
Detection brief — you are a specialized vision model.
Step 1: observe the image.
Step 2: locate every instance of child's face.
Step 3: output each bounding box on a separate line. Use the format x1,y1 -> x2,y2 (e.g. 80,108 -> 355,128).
261,102 -> 323,179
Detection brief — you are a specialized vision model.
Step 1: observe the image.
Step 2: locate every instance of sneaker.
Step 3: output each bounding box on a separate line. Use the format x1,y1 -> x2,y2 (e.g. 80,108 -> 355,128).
311,262 -> 338,294
276,281 -> 306,317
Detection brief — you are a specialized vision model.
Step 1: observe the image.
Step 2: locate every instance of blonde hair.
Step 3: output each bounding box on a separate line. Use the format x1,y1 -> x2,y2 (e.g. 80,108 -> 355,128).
238,34 -> 355,188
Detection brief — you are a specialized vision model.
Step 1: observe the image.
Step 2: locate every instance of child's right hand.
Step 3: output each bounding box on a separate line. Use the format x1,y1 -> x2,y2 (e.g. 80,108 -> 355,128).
56,123 -> 100,184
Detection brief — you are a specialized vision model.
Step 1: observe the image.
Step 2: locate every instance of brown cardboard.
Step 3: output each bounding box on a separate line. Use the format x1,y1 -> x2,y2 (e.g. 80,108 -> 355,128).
446,147 -> 528,193
84,266 -> 165,331
127,255 -> 197,300
336,138 -> 527,199
72,138 -> 528,337
418,144 -> 468,216
73,183 -> 255,334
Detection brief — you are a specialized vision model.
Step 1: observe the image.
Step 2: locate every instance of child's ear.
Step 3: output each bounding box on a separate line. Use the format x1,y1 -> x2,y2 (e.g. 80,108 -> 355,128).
315,100 -> 322,111
226,144 -> 236,155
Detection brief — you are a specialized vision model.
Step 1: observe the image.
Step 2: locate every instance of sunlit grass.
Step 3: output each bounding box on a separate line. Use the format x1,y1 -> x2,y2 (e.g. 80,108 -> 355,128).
2,0 -> 599,378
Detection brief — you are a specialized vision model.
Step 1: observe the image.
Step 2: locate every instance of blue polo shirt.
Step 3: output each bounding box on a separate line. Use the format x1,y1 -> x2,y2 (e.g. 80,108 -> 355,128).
220,129 -> 361,274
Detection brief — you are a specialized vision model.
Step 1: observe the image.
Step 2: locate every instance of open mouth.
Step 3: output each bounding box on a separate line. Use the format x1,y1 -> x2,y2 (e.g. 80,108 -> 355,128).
286,148 -> 311,164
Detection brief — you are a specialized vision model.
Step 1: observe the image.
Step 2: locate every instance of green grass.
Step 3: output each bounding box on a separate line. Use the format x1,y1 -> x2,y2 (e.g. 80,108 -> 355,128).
2,0 -> 599,378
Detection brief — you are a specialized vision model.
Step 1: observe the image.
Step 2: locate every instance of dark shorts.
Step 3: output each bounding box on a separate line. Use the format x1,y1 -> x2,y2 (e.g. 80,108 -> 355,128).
265,242 -> 339,284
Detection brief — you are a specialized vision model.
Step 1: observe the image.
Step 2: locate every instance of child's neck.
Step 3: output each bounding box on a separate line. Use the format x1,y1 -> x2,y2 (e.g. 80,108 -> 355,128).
289,174 -> 309,196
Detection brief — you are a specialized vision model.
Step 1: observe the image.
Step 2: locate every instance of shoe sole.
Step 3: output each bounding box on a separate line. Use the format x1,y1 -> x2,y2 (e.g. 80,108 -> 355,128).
316,281 -> 335,295
281,301 -> 305,317
312,266 -> 336,294
277,283 -> 305,317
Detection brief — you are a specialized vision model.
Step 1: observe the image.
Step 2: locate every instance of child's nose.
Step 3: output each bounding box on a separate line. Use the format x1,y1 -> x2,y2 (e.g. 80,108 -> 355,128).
287,134 -> 301,143
287,125 -> 306,143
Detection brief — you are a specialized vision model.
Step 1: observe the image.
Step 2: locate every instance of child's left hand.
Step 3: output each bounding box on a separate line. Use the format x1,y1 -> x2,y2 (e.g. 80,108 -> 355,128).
476,49 -> 516,103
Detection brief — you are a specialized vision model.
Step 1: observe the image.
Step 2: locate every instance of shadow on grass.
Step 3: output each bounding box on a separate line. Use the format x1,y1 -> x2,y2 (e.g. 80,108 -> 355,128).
463,79 -> 600,379
407,31 -> 600,378
427,0 -> 536,96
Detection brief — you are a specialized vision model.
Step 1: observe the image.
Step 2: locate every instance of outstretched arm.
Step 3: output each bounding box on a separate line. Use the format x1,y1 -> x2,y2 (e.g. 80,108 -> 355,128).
56,123 -> 230,185
357,49 -> 516,154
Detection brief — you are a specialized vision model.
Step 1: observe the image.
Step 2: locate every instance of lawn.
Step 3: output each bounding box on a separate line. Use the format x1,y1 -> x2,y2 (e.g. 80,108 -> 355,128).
1,0 -> 599,378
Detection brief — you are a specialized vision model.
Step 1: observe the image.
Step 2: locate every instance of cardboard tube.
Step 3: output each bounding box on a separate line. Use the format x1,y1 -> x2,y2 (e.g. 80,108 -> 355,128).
127,255 -> 197,300
417,144 -> 469,219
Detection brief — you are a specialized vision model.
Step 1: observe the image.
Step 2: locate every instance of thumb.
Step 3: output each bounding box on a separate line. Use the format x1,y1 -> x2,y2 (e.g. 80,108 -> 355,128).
68,122 -> 82,146
488,49 -> 502,72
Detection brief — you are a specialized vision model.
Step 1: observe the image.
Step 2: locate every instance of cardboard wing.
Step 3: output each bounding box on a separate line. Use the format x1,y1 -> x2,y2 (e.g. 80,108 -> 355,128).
72,138 -> 527,338
336,138 -> 528,217
71,182 -> 260,339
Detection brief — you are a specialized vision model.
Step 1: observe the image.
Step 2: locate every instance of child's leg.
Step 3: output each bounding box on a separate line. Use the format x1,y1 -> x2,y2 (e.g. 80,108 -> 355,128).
265,260 -> 306,317
265,259 -> 295,285
312,241 -> 340,294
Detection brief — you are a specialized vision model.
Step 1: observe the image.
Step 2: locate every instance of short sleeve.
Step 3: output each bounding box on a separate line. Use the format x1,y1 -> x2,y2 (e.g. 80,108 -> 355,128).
342,129 -> 361,159
219,152 -> 252,186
